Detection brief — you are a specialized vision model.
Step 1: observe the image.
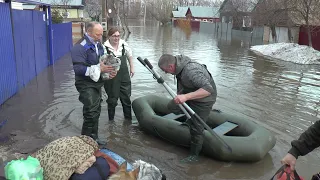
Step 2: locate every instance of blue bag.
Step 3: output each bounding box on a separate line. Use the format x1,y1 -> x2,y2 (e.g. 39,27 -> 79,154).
69,157 -> 110,180
100,149 -> 133,171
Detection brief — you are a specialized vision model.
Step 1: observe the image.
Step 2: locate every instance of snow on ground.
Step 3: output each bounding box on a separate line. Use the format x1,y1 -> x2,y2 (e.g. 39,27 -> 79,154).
250,43 -> 320,65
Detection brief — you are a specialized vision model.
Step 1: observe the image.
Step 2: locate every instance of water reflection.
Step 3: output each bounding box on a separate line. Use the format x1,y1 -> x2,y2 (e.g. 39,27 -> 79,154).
1,19 -> 319,179
126,20 -> 320,179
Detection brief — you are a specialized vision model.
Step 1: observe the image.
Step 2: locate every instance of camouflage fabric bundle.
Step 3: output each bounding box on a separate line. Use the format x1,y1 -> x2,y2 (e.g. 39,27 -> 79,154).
32,135 -> 99,180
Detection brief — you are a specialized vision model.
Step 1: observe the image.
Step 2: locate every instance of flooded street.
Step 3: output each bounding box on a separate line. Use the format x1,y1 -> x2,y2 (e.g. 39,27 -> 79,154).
1,20 -> 320,179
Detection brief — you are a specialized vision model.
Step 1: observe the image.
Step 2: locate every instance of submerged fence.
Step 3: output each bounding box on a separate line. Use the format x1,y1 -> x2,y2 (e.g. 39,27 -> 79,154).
0,1 -> 73,105
52,22 -> 73,63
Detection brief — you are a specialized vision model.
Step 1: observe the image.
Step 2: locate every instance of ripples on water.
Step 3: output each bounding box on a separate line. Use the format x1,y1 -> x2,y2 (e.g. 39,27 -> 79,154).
33,20 -> 320,179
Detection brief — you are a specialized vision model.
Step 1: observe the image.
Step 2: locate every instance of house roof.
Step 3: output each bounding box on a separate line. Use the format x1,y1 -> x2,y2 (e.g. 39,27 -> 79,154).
187,6 -> 220,18
23,4 -> 37,9
172,6 -> 188,18
178,6 -> 189,12
172,11 -> 183,18
32,0 -> 83,6
11,0 -> 50,5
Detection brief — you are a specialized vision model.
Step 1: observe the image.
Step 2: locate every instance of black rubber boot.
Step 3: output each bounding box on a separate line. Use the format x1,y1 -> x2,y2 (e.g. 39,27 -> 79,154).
91,123 -> 107,148
108,108 -> 115,121
123,106 -> 132,120
180,134 -> 204,163
91,134 -> 107,148
81,125 -> 93,137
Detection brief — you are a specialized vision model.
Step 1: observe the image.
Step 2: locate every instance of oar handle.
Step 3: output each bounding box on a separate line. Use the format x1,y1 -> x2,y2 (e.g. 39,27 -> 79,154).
137,57 -> 146,66
144,59 -> 153,69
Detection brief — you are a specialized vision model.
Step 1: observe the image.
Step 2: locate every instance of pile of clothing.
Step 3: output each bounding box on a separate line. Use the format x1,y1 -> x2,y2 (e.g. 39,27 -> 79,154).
5,135 -> 120,180
4,135 -> 166,180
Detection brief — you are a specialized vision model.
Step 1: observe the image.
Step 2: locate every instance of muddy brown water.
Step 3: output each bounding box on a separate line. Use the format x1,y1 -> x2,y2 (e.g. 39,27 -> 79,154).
0,20 -> 319,179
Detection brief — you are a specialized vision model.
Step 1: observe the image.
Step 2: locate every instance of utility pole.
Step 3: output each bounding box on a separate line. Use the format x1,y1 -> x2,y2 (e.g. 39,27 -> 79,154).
102,0 -> 107,42
143,0 -> 146,25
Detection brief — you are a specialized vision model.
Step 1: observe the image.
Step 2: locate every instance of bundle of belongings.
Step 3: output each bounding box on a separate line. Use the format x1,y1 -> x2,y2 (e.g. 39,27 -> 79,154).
270,165 -> 304,180
4,156 -> 43,180
4,135 -> 120,180
31,135 -> 120,180
3,135 -> 166,180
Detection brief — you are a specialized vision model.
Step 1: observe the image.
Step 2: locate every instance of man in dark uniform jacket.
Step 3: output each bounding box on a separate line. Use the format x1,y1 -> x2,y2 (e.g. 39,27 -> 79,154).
70,22 -> 117,146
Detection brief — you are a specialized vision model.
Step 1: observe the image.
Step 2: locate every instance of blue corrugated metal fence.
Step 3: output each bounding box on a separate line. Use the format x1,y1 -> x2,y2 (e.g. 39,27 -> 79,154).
33,10 -> 50,75
12,9 -> 49,89
0,1 -> 73,105
0,3 -> 18,105
12,9 -> 37,89
52,22 -> 73,63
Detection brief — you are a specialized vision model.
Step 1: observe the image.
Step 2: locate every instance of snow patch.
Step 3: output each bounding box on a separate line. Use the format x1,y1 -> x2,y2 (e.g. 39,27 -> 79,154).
250,43 -> 320,65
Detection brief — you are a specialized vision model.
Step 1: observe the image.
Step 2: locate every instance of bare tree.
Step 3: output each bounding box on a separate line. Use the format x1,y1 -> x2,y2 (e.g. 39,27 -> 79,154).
50,0 -> 71,18
290,0 -> 320,47
177,0 -> 189,6
122,0 -> 221,21
120,0 -> 131,34
252,0 -> 295,42
60,0 -> 72,17
253,0 -> 320,45
212,0 -> 223,7
222,0 -> 258,30
175,0 -> 221,6
145,0 -> 175,25
108,0 -> 131,35
102,0 -> 225,26
84,0 -> 101,21
129,1 -> 143,18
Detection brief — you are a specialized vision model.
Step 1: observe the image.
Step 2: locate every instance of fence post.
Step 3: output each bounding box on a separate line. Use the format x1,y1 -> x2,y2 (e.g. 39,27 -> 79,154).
47,5 -> 54,65
6,0 -> 20,89
81,22 -> 84,37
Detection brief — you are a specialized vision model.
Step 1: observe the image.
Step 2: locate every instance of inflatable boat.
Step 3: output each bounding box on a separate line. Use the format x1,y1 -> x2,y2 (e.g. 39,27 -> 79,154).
132,94 -> 276,162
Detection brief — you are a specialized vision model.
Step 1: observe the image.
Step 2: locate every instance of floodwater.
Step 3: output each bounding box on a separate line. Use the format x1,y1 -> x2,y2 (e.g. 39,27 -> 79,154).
0,20 -> 319,179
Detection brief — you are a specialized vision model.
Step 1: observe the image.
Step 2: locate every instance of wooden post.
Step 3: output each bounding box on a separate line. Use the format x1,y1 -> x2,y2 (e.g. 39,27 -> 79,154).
102,0 -> 107,42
